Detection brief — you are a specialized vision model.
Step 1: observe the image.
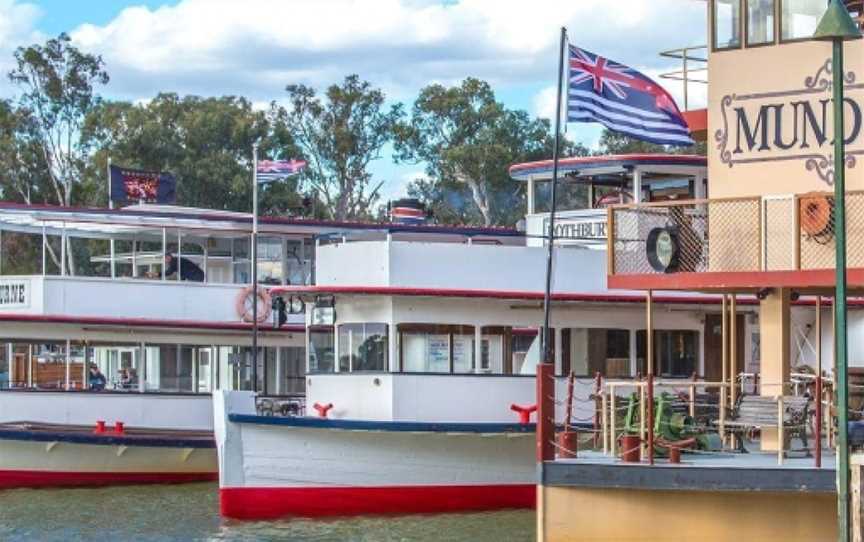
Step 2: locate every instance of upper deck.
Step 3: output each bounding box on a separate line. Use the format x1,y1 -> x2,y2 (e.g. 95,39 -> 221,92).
0,203 -> 522,328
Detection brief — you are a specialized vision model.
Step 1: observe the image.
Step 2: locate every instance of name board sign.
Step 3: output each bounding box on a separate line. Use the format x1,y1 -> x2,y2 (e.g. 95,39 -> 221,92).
0,279 -> 29,309
544,215 -> 607,243
716,59 -> 864,186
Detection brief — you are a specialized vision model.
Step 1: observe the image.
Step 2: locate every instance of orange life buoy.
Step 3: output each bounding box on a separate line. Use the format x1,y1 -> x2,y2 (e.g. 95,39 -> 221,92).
799,194 -> 833,237
236,286 -> 272,323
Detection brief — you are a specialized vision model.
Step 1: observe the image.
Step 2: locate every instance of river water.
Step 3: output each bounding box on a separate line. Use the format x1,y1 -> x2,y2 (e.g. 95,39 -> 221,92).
0,483 -> 535,541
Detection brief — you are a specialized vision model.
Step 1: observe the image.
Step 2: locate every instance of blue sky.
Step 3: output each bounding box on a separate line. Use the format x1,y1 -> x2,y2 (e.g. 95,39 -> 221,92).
2,0 -> 707,203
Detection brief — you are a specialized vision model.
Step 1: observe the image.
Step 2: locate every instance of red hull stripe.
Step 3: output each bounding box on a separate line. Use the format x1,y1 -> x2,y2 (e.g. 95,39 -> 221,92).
220,484 -> 536,519
0,470 -> 216,489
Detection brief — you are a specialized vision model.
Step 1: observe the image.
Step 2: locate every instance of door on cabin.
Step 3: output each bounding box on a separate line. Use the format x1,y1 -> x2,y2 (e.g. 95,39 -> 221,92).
704,314 -> 745,383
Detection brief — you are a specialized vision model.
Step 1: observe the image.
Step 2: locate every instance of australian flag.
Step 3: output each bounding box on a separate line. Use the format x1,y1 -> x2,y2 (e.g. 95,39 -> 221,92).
567,46 -> 694,146
110,165 -> 176,204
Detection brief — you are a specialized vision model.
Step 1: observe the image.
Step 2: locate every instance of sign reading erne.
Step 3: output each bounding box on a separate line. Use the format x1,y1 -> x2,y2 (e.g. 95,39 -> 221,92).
0,279 -> 29,309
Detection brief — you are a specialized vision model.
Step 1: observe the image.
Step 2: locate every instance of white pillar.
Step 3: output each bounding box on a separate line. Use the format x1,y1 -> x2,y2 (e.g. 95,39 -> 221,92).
64,339 -> 71,390
275,346 -> 283,395
527,175 -> 536,215
694,173 -> 707,199
474,325 -> 483,373
633,168 -> 643,204
554,327 -> 563,375
139,342 -> 146,393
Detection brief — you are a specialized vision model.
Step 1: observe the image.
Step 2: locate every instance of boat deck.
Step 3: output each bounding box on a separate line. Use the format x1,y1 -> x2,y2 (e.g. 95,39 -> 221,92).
544,449 -> 837,493
0,421 -> 215,448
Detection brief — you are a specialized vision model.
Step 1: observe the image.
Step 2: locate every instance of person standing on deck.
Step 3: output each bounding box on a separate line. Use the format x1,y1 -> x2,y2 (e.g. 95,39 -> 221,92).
163,253 -> 205,282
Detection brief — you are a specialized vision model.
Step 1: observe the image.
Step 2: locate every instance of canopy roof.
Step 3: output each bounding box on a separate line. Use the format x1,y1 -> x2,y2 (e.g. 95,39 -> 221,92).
509,154 -> 707,182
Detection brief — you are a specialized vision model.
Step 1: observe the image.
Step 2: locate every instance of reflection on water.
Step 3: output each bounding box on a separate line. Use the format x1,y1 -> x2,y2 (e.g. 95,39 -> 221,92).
0,483 -> 535,541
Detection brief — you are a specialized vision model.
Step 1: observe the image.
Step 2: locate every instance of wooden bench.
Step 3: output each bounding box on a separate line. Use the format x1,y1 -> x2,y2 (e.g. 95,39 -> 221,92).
722,395 -> 811,456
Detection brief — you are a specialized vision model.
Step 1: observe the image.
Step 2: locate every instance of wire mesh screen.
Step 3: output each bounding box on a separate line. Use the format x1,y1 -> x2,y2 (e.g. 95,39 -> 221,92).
611,198 -> 760,275
764,196 -> 796,271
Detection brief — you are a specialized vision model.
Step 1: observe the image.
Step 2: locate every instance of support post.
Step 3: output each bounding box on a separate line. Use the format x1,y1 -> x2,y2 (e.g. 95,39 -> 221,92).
730,294 -> 738,449
64,339 -> 71,391
252,143 -> 260,393
536,362 -> 555,462
646,290 -> 654,465
817,296 -> 823,468
720,294 -> 728,446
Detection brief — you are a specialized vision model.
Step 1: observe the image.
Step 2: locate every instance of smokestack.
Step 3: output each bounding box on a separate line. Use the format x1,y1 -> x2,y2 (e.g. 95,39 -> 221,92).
388,198 -> 428,225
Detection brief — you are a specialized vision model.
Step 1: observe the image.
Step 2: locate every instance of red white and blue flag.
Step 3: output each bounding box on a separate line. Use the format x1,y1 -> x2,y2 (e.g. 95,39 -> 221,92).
256,159 -> 307,183
567,45 -> 694,146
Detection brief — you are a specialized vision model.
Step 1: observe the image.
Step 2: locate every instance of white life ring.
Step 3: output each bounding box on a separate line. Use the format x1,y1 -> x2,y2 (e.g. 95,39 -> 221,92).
236,286 -> 272,323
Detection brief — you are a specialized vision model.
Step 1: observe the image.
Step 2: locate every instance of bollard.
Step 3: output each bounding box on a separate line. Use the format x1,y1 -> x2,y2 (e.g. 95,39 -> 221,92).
313,402 -> 334,418
557,430 -> 578,459
93,420 -> 106,434
114,421 -> 125,435
511,403 -> 538,425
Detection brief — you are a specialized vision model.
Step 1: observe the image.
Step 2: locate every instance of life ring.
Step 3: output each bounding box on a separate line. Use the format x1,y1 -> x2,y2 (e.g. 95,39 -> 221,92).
799,194 -> 834,237
236,286 -> 272,323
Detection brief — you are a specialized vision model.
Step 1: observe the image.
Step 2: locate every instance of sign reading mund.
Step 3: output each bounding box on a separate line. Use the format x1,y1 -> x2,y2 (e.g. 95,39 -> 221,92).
716,59 -> 864,186
0,279 -> 29,309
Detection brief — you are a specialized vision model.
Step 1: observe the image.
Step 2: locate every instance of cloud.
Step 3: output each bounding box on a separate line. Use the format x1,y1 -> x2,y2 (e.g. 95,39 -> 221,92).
68,0 -> 706,102
0,0 -> 43,98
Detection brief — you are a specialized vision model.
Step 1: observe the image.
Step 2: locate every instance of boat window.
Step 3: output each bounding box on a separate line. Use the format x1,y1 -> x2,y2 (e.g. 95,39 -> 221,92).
0,230 -> 41,275
265,346 -> 305,395
713,0 -> 742,50
308,327 -> 335,373
533,179 -> 590,214
781,0 -> 824,41
257,236 -> 284,285
636,329 -> 699,378
747,0 -> 775,45
563,328 -> 631,377
399,324 -> 475,374
338,323 -> 388,372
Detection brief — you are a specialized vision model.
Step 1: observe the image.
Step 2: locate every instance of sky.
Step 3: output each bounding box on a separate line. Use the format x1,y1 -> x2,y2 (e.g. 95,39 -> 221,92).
0,0 -> 708,202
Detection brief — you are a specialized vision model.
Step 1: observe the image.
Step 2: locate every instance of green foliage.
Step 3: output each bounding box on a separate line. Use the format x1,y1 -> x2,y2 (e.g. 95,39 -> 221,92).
8,33 -> 109,207
394,78 -> 579,227
283,75 -> 402,221
81,93 -> 306,215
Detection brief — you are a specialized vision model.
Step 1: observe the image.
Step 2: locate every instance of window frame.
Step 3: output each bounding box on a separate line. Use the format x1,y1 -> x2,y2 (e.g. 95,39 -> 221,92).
712,0 -> 744,52
337,322 -> 389,373
745,0 -> 778,48
779,0 -> 829,44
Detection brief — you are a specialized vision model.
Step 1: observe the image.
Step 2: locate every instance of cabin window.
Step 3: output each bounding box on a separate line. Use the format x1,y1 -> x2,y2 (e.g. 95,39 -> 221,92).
563,328 -> 631,377
747,0 -> 776,45
337,323 -> 388,372
399,324 -> 475,373
713,0 -> 743,50
308,327 -> 335,373
636,329 -> 699,378
781,0 -> 824,41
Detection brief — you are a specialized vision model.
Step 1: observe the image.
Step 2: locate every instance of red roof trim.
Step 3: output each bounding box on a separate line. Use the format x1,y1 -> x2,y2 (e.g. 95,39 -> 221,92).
0,314 -> 304,333
509,153 -> 707,179
269,285 -> 749,305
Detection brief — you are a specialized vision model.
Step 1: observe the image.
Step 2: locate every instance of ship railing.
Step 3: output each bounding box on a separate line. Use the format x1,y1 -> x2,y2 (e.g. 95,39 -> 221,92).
659,44 -> 708,111
608,191 -> 864,278
545,368 -> 836,468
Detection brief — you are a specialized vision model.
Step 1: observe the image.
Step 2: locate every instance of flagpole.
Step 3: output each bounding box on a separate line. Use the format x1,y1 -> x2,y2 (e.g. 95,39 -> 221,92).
541,27 -> 567,363
252,143 -> 259,393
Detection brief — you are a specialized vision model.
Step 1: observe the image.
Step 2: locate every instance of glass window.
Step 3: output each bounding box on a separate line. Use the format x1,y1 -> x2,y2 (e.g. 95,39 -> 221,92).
637,330 -> 699,378
400,325 -> 475,373
338,323 -> 388,372
309,327 -> 335,373
747,0 -> 775,45
714,0 -> 742,49
566,328 -> 631,377
257,236 -> 284,285
781,0 -> 824,40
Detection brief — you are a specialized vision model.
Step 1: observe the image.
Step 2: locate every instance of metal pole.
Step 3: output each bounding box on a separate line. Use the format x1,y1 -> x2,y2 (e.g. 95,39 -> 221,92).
108,158 -> 115,279
252,143 -> 259,393
541,27 -> 567,363
832,37 -> 851,540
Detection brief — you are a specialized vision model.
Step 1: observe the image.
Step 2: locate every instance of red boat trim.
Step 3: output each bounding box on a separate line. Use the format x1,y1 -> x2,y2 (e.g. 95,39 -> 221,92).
219,484 -> 536,519
270,284 -> 747,305
0,470 -> 216,489
0,313 -> 304,333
